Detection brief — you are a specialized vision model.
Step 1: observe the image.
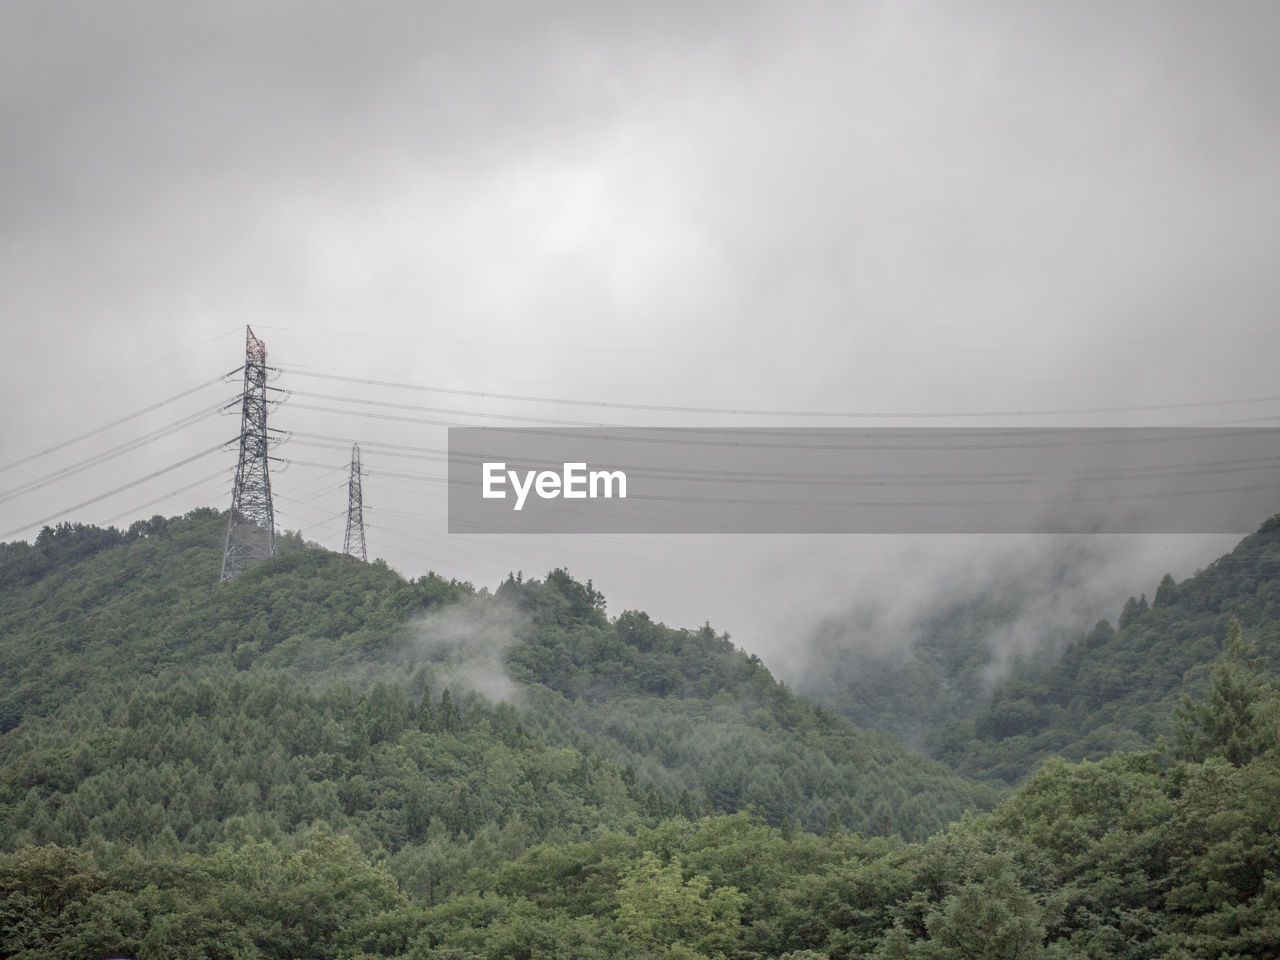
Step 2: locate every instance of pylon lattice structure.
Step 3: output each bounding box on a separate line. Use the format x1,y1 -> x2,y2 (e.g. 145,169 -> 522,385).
343,442 -> 367,563
220,326 -> 276,580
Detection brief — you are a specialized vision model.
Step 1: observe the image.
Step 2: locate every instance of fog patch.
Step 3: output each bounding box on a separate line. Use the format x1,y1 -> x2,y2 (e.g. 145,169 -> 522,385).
406,597 -> 527,707
782,533 -> 1236,693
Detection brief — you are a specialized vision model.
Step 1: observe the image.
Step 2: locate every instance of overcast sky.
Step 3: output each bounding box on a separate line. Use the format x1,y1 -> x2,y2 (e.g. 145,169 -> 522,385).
2,1 -> 1276,673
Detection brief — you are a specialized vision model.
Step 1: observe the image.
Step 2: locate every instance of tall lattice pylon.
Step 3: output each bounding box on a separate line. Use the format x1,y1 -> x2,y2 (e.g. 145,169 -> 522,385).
343,442 -> 367,563
220,326 -> 276,580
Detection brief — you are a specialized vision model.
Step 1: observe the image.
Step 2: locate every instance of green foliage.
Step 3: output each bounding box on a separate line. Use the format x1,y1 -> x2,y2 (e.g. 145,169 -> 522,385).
0,828 -> 404,959
615,851 -> 745,958
931,518 -> 1280,784
0,515 -> 992,840
876,865 -> 1050,960
3,510 -> 1280,956
1175,617 -> 1280,766
496,573 -> 996,838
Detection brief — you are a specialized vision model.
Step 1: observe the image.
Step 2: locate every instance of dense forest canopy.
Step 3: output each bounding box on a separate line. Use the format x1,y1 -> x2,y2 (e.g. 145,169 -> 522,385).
1,510 -> 1278,957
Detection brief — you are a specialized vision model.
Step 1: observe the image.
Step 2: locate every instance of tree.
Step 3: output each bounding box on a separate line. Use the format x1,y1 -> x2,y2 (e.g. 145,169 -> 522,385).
616,851 -> 745,959
437,688 -> 460,734
1175,618 -> 1278,766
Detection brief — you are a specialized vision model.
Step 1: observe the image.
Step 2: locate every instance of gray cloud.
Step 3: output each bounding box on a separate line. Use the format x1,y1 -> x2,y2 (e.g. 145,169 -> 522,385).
2,1 -> 1277,672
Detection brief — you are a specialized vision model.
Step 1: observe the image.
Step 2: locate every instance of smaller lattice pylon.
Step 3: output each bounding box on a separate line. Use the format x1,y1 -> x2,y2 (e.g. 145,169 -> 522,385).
342,443 -> 367,563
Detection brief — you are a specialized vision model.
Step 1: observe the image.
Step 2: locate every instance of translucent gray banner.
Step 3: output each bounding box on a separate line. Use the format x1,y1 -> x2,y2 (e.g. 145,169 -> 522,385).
447,427 -> 1280,534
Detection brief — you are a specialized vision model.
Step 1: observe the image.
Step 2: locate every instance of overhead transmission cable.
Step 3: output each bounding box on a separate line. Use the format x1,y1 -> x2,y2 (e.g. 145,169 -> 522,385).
0,445 -> 225,540
103,469 -> 233,525
0,373 -> 238,475
277,368 -> 1280,420
0,400 -> 229,505
281,389 -> 618,427
279,358 -> 1127,393
254,323 -> 1280,357
280,399 -> 1280,450
0,328 -> 244,424
281,431 -> 1280,486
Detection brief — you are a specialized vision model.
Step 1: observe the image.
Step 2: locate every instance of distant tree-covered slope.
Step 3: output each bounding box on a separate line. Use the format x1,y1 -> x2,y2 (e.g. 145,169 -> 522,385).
930,515 -> 1280,784
795,590 -> 1076,751
0,510 -> 997,852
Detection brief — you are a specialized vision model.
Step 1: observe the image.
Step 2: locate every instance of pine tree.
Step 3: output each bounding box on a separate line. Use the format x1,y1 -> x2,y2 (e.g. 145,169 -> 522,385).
1175,618 -> 1278,766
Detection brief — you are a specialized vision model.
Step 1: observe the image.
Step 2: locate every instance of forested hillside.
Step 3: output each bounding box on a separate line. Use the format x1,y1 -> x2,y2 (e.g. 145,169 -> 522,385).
2,511 -> 1279,957
0,511 -> 996,849
794,519 -> 1280,789
930,517 -> 1280,784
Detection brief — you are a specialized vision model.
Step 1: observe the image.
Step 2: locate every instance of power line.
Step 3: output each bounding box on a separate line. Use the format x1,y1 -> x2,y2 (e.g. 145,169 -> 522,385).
281,389 -> 619,427
282,432 -> 1280,488
279,359 -> 1125,393
0,401 -> 227,505
273,492 -> 348,535
280,404 -> 1279,460
0,445 -> 225,540
288,399 -> 1280,455
278,368 -> 1280,420
102,470 -> 232,526
0,328 -> 243,424
0,374 -> 236,476
6,345 -> 1275,589
254,323 -> 1280,358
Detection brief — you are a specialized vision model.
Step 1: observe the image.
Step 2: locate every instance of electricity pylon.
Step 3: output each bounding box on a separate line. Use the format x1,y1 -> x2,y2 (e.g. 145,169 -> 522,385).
343,442 -> 367,563
220,326 -> 276,580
